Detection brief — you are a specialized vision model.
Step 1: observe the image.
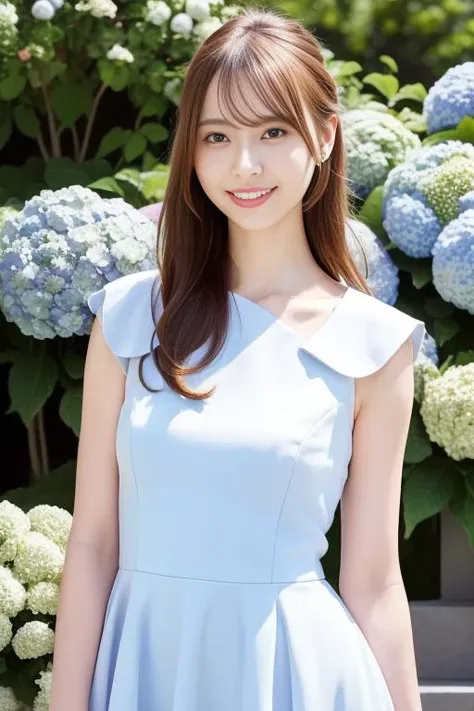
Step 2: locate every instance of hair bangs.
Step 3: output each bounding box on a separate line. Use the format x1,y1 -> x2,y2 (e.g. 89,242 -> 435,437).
215,53 -> 318,159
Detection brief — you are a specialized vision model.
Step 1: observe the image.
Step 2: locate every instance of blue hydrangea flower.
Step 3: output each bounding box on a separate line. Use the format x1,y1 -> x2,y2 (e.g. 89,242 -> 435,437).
432,207 -> 474,314
0,186 -> 157,339
382,141 -> 474,257
423,62 -> 474,135
343,109 -> 421,201
419,331 -> 438,366
345,218 -> 399,304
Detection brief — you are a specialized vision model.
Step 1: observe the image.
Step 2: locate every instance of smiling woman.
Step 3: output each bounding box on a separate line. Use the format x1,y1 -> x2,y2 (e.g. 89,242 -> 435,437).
51,7 -> 425,711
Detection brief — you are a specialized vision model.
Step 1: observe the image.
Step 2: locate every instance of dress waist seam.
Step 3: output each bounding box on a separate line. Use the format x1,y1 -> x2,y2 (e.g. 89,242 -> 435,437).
119,566 -> 326,585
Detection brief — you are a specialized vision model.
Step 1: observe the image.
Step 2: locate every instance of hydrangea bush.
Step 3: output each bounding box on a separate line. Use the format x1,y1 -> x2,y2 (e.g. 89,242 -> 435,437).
0,501 -> 71,709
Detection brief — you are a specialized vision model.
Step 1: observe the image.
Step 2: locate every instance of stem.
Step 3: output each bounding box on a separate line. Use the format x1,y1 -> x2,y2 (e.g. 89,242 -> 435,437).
37,130 -> 50,161
71,125 -> 80,162
37,407 -> 50,477
41,85 -> 61,158
78,83 -> 107,163
27,419 -> 42,483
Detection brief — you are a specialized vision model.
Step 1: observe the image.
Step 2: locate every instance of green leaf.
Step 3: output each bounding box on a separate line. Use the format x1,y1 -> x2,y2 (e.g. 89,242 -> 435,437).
403,457 -> 455,538
0,74 -> 26,100
410,260 -> 432,289
379,55 -> 398,73
404,409 -> 432,464
95,127 -> 131,159
7,350 -> 59,425
334,60 -> 363,78
454,350 -> 474,366
0,349 -> 18,364
0,109 -> 12,151
13,105 -> 40,139
0,460 -> 76,513
81,158 -> 112,182
62,349 -> 85,380
139,122 -> 168,144
450,489 -> 474,547
98,60 -> 130,92
140,168 -> 170,201
456,116 -> 474,143
433,317 -> 459,346
45,158 -> 90,189
123,132 -> 147,162
358,186 -> 388,243
59,387 -> 83,436
88,176 -> 124,196
396,84 -> 428,104
362,73 -> 400,99
424,296 -> 455,318
51,83 -> 92,127
139,95 -> 168,119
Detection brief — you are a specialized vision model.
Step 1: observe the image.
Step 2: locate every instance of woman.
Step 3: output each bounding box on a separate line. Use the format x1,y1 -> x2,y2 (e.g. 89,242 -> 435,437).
50,8 -> 425,711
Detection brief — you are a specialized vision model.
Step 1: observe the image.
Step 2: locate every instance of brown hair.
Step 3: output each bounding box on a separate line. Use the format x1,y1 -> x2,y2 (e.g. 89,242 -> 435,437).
140,6 -> 370,400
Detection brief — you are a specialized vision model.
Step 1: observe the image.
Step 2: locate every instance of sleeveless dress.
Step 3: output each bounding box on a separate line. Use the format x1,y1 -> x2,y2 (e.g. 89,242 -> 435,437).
86,268 -> 425,711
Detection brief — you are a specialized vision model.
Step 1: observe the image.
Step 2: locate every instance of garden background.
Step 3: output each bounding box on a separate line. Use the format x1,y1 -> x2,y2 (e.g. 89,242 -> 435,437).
0,0 -> 473,706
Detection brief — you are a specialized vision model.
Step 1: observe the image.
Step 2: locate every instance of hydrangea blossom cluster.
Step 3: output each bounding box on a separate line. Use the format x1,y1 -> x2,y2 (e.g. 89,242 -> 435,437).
345,218 -> 399,304
106,43 -> 134,63
141,0 -> 239,42
0,1 -> 18,52
420,362 -> 474,460
432,193 -> 474,313
0,185 -> 157,339
342,109 -> 421,200
74,0 -> 117,17
413,332 -> 439,403
423,62 -> 474,135
31,0 -> 64,21
0,503 -> 70,710
383,141 -> 474,311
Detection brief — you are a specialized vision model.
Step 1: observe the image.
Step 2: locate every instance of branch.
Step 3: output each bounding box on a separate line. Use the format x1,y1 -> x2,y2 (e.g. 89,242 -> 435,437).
27,419 -> 42,482
71,125 -> 80,162
37,130 -> 50,161
41,85 -> 61,158
37,406 -> 50,476
78,83 -> 107,163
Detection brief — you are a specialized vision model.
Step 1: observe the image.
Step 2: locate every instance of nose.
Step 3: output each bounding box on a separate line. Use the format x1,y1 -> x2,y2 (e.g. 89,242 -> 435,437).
232,145 -> 263,178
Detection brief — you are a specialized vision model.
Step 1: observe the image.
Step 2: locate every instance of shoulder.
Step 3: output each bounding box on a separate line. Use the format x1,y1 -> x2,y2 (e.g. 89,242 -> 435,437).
302,286 -> 426,378
87,269 -> 162,371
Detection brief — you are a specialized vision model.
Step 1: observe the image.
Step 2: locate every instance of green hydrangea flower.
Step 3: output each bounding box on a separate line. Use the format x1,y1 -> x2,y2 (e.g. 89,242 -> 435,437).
0,501 -> 31,542
0,537 -> 19,564
0,613 -> 13,652
12,532 -> 64,585
342,108 -> 421,200
420,362 -> 474,460
0,687 -> 22,711
11,621 -> 55,660
28,505 -> 72,551
414,355 -> 440,404
26,582 -> 60,616
0,566 -> 27,617
33,663 -> 53,711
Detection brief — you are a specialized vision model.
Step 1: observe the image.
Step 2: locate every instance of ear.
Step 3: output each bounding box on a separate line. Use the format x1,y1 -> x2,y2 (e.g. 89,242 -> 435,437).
319,113 -> 339,162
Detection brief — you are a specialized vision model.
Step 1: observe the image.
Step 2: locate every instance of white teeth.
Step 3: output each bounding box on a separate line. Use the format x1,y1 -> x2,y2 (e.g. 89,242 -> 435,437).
232,189 -> 272,200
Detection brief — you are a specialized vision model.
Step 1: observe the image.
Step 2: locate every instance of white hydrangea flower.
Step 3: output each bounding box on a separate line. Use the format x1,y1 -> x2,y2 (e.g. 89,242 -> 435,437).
421,362 -> 474,460
0,501 -> 31,542
28,505 -> 72,551
26,582 -> 60,616
220,5 -> 242,21
145,0 -> 171,25
170,12 -> 193,36
164,77 -> 182,105
185,0 -> 210,21
0,687 -> 22,711
12,621 -> 55,660
31,0 -> 56,20
74,0 -> 117,18
414,355 -> 440,404
0,614 -> 13,652
106,43 -> 134,63
0,537 -> 19,564
0,566 -> 27,617
33,664 -> 53,711
0,1 -> 19,25
192,15 -> 222,40
12,532 -> 64,585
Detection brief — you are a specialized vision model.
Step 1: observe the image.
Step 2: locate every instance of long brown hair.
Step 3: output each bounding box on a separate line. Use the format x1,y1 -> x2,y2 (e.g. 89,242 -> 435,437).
140,7 -> 370,400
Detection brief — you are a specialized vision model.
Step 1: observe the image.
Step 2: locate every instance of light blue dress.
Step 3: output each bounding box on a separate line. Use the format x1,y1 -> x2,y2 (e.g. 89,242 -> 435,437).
87,268 -> 425,711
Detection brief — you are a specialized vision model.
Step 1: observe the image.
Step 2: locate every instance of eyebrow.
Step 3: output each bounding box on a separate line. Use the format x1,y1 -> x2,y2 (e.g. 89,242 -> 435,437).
198,115 -> 285,128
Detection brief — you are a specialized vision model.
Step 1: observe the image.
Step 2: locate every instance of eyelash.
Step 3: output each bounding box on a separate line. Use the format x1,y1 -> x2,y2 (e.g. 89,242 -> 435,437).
203,127 -> 288,144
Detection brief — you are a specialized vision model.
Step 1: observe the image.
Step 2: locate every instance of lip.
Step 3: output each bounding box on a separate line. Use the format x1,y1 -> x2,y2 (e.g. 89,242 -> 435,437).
226,186 -> 277,208
228,187 -> 276,193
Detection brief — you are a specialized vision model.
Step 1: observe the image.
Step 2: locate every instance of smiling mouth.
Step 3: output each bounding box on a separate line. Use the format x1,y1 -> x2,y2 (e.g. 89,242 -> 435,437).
226,187 -> 277,205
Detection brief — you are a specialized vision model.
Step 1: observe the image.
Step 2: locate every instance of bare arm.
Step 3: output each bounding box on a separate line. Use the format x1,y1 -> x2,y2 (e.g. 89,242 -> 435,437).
339,337 -> 422,711
49,315 -> 125,711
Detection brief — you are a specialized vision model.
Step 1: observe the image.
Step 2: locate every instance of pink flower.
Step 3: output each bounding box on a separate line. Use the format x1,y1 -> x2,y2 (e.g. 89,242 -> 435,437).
17,48 -> 32,62
139,202 -> 163,223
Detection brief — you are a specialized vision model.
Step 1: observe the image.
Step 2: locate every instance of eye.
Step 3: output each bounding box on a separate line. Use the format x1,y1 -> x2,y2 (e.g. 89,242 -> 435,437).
203,127 -> 288,144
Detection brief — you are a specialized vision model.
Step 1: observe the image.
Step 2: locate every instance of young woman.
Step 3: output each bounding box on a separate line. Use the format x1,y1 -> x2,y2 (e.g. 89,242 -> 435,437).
50,8 -> 425,711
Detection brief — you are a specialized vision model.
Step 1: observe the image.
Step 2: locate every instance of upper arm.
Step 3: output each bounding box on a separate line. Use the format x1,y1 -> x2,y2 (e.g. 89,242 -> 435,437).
339,336 -> 416,598
69,315 -> 126,556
